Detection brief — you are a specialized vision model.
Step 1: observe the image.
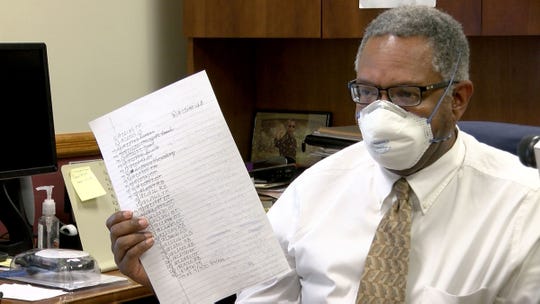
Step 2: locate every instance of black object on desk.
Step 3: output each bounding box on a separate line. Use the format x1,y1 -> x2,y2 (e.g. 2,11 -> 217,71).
0,251 -> 7,262
0,179 -> 35,256
247,157 -> 297,183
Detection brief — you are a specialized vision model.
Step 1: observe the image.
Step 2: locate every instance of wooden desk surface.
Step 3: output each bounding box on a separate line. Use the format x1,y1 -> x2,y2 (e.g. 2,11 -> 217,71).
0,270 -> 156,304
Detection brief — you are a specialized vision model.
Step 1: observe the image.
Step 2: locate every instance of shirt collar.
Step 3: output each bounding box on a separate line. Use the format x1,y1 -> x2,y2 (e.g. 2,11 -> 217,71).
408,129 -> 466,214
373,129 -> 466,214
373,164 -> 400,210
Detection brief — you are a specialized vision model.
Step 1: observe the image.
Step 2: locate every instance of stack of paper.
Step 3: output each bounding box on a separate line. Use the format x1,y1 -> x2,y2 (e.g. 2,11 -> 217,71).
314,125 -> 363,141
304,125 -> 362,151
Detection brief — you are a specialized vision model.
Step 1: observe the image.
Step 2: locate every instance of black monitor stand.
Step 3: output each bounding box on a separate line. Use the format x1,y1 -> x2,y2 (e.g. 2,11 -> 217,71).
0,178 -> 34,256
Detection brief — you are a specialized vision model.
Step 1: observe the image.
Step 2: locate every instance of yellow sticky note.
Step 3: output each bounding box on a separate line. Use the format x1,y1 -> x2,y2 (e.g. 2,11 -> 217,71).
0,257 -> 12,267
70,166 -> 107,201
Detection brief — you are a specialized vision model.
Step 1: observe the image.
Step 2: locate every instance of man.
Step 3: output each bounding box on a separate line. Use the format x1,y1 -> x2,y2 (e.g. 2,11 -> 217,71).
106,5 -> 540,303
274,119 -> 298,161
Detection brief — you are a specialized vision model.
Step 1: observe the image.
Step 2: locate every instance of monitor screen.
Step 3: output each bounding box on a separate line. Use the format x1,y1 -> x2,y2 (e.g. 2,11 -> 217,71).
0,42 -> 57,179
0,42 -> 58,254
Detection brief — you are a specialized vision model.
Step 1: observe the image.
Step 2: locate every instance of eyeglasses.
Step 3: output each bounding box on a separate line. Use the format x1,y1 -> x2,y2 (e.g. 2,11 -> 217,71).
347,80 -> 457,107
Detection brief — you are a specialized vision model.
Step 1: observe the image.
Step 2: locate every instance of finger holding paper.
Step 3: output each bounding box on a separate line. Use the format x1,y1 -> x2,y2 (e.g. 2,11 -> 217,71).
106,210 -> 153,288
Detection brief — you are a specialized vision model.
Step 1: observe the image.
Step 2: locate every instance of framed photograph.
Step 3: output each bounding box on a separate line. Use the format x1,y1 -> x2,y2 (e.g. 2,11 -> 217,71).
250,111 -> 331,167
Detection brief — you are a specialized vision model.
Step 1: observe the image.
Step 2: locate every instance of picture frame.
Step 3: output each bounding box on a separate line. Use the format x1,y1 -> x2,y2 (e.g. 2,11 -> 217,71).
250,110 -> 331,167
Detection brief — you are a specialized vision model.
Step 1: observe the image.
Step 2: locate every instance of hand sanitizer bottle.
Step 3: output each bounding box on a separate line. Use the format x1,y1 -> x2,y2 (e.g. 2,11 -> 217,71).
36,185 -> 60,249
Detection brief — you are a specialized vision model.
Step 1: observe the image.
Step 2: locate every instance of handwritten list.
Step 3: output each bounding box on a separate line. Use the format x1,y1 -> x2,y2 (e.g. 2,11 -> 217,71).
89,71 -> 290,303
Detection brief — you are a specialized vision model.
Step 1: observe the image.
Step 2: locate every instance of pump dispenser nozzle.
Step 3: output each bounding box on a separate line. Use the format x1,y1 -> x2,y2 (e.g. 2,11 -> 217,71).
36,185 -> 55,216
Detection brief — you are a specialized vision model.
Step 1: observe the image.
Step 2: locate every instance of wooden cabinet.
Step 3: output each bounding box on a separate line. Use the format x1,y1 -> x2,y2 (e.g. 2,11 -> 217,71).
322,0 -> 481,37
184,0 -> 485,38
183,1 -> 540,161
482,0 -> 540,35
183,0 -> 320,38
322,0 -> 385,38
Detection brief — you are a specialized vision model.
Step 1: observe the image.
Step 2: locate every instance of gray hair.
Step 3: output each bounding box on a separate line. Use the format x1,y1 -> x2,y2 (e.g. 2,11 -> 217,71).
354,5 -> 469,81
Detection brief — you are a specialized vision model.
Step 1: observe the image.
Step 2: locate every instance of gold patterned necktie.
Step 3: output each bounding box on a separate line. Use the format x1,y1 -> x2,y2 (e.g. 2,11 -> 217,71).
357,178 -> 412,303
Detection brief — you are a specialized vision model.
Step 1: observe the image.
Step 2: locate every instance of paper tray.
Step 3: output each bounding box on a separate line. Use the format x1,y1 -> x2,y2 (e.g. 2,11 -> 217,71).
0,269 -> 127,291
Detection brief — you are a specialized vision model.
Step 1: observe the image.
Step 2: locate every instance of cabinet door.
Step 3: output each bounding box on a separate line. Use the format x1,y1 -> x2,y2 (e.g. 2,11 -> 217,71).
183,0 -> 321,38
322,0 -> 383,38
482,0 -> 540,35
322,0 -> 481,38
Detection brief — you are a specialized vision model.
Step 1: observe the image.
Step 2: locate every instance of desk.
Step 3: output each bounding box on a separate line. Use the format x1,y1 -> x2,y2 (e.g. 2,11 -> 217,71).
0,270 -> 157,304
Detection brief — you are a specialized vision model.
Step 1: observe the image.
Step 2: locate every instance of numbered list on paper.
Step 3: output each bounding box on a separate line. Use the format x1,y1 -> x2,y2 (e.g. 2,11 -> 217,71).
89,71 -> 290,304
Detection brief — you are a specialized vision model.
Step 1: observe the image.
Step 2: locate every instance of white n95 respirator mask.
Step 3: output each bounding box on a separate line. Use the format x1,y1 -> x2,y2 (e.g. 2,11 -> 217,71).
357,100 -> 433,170
357,53 -> 461,170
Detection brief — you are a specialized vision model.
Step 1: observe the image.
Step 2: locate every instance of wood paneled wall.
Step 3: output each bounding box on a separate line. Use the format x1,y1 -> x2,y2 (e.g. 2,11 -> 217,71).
191,36 -> 540,159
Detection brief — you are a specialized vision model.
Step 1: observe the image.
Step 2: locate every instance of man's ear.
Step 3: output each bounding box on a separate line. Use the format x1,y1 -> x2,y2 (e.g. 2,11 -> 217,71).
451,80 -> 473,120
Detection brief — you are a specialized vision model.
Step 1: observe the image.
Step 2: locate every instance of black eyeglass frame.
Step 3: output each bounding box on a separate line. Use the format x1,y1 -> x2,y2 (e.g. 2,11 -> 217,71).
347,80 -> 458,107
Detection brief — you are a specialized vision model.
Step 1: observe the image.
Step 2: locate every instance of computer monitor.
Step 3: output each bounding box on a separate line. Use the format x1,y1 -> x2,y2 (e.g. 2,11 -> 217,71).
0,42 -> 58,255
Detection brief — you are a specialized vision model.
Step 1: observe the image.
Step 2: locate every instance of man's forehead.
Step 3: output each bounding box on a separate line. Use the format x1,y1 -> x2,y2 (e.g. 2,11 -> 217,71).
356,36 -> 437,84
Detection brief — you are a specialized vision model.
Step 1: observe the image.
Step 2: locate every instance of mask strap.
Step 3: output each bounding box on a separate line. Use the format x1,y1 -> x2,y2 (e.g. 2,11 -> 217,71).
428,52 -> 462,143
427,52 -> 462,124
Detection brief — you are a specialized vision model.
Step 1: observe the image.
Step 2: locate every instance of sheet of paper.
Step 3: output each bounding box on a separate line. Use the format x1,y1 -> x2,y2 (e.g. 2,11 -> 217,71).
359,0 -> 436,8
0,257 -> 11,268
89,70 -> 290,304
0,283 -> 67,301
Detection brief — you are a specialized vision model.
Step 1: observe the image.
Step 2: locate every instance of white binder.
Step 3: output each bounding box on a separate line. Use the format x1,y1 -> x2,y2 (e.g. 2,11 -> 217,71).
61,159 -> 119,272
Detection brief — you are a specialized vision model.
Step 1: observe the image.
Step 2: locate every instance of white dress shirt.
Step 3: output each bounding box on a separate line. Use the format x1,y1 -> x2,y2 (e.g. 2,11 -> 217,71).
236,130 -> 540,303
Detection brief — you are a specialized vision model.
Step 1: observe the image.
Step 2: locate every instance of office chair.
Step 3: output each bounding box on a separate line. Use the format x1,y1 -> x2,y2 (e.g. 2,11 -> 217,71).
457,121 -> 540,155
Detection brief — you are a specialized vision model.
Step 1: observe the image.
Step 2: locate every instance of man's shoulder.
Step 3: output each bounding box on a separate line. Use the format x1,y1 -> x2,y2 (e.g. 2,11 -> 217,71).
462,133 -> 540,189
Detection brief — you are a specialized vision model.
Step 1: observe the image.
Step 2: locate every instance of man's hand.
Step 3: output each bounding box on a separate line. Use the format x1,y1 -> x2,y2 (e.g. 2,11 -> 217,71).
106,210 -> 154,288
